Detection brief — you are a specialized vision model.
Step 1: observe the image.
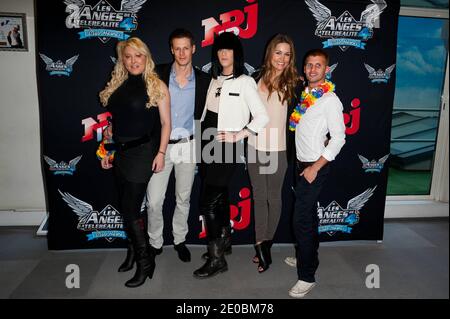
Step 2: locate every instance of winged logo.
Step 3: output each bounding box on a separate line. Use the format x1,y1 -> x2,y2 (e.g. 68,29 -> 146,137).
305,0 -> 387,51
58,189 -> 125,242
360,0 -> 387,29
305,0 -> 332,30
120,0 -> 147,13
39,53 -> 79,76
59,189 -> 93,224
318,187 -> 377,236
358,154 -> 389,172
347,186 -> 377,211
44,155 -> 82,175
365,63 -> 396,83
64,0 -> 147,42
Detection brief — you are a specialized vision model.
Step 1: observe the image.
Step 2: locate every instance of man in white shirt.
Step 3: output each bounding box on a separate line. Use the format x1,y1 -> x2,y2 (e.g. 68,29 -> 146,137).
288,49 -> 346,298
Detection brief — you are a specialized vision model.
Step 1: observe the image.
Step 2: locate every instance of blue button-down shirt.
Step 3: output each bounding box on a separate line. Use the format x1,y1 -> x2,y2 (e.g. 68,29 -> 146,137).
169,64 -> 196,140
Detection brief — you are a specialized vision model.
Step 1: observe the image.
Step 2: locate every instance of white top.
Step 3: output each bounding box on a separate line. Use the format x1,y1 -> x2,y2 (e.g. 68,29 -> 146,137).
206,75 -> 232,113
295,89 -> 346,162
248,79 -> 287,151
200,74 -> 269,134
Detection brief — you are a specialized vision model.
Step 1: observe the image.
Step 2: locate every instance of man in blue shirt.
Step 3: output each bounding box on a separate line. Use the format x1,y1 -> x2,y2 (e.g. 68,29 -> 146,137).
146,29 -> 210,262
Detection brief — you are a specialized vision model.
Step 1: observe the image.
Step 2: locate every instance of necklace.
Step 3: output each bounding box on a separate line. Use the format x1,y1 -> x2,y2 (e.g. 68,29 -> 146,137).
288,80 -> 335,131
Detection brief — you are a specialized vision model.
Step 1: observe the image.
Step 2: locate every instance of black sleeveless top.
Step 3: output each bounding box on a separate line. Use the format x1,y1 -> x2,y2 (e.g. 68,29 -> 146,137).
107,74 -> 158,142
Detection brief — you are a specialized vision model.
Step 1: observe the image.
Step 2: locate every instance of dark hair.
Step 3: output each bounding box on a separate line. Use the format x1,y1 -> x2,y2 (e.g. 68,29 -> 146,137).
169,28 -> 195,47
303,48 -> 330,66
210,32 -> 245,79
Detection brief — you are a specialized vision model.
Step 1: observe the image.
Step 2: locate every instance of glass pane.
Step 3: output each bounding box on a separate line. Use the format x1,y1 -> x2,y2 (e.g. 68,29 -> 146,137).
401,0 -> 448,9
388,16 -> 448,195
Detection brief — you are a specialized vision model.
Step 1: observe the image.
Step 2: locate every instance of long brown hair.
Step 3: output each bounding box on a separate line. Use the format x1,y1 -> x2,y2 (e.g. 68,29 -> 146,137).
260,34 -> 298,104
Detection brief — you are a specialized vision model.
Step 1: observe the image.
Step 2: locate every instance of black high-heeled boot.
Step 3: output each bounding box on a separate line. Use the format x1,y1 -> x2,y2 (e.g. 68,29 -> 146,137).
118,239 -> 135,272
125,219 -> 155,288
201,187 -> 232,261
194,238 -> 228,278
254,242 -> 270,273
194,186 -> 228,278
201,225 -> 232,261
252,240 -> 273,264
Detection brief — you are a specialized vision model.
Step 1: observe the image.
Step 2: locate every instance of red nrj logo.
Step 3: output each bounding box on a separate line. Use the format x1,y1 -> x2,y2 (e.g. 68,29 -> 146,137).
202,0 -> 258,47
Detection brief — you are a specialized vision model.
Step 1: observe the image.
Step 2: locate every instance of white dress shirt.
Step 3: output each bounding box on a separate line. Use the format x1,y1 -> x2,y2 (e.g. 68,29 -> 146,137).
295,89 -> 346,162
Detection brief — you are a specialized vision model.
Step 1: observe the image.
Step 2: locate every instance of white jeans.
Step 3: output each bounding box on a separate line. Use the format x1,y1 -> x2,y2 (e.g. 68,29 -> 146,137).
146,139 -> 197,248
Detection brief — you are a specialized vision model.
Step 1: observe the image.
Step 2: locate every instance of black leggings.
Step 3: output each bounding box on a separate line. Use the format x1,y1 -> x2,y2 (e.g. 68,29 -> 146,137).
115,167 -> 148,227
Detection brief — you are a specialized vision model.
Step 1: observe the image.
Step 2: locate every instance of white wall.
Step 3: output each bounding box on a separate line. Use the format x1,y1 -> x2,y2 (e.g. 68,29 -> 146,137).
0,0 -> 46,210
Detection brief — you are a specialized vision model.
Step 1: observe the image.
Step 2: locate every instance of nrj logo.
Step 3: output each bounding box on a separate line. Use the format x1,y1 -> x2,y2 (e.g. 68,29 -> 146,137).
344,98 -> 361,135
44,155 -> 82,175
318,187 -> 376,236
306,0 -> 386,51
199,187 -> 251,238
358,154 -> 389,173
201,0 -> 258,48
82,111 -> 111,142
64,0 -> 147,43
364,63 -> 396,83
59,190 -> 126,242
39,53 -> 79,76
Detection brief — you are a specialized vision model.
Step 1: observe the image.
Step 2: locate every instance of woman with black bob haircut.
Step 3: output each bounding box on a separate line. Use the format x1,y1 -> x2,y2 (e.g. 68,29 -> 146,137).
194,32 -> 269,279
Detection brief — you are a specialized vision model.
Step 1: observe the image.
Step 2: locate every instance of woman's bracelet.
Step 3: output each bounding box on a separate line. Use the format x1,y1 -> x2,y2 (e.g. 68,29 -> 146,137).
158,150 -> 166,155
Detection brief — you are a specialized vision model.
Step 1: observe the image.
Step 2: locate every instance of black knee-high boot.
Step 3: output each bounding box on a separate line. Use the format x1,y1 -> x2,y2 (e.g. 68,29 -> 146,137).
125,218 -> 155,288
201,189 -> 232,261
118,237 -> 135,272
194,186 -> 228,278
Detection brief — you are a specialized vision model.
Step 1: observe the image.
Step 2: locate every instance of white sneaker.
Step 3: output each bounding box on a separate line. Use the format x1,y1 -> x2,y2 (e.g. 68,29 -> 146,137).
284,256 -> 297,267
289,280 -> 316,298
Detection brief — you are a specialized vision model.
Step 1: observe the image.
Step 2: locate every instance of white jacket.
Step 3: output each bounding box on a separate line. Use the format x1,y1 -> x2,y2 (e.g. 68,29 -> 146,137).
200,74 -> 269,133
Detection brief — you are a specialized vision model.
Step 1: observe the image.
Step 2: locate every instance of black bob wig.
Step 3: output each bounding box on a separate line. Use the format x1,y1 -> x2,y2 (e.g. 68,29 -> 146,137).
210,32 -> 245,79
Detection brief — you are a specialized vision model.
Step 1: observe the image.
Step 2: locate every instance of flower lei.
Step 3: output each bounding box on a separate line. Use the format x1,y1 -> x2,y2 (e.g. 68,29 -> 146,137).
288,80 -> 335,131
96,124 -> 115,162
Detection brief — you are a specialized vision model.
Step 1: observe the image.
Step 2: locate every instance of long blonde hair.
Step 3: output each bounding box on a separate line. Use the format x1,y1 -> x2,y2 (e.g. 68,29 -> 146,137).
260,34 -> 298,105
99,37 -> 164,108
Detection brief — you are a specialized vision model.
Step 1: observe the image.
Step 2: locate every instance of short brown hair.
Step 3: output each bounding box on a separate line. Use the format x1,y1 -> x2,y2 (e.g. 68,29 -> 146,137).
303,48 -> 329,66
169,28 -> 195,47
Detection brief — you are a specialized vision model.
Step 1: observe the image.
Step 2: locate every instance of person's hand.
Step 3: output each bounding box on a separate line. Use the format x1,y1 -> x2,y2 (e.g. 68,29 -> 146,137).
152,152 -> 165,173
216,131 -> 240,143
103,125 -> 113,140
101,156 -> 113,169
300,166 -> 318,184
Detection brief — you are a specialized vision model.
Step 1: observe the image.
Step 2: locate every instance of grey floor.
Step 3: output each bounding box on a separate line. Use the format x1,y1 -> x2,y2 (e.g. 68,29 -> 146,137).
0,218 -> 448,299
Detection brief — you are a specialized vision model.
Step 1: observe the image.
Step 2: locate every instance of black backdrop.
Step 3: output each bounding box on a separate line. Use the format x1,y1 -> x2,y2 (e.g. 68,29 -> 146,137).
36,0 -> 400,250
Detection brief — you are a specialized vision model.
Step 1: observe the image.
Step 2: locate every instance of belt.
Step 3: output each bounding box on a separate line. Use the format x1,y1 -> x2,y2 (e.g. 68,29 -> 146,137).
104,135 -> 151,152
296,160 -> 315,170
169,134 -> 194,144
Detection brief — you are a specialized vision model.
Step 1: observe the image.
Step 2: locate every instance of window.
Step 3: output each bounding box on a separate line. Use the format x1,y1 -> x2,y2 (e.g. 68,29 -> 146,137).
387,15 -> 448,195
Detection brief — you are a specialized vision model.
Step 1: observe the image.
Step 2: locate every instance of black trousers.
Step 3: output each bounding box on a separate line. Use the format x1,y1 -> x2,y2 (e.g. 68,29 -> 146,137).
293,162 -> 330,283
115,166 -> 149,227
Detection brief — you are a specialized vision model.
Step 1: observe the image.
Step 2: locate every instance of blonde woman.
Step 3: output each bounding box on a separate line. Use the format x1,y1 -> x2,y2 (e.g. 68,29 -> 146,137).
248,34 -> 303,273
99,37 -> 171,288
